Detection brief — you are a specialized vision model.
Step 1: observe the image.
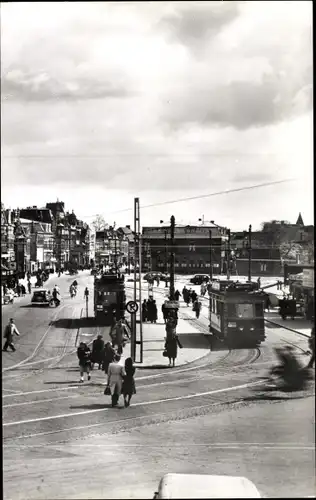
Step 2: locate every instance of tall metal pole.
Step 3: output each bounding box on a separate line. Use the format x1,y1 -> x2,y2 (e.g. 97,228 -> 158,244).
248,224 -> 252,282
114,234 -> 117,272
132,199 -> 138,361
226,229 -> 231,280
169,215 -> 175,300
209,230 -> 213,281
138,232 -> 143,363
164,230 -> 168,274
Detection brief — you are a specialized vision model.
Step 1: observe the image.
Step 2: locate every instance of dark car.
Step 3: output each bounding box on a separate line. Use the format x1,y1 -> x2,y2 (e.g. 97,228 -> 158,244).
144,272 -> 169,282
31,288 -> 54,307
190,274 -> 210,285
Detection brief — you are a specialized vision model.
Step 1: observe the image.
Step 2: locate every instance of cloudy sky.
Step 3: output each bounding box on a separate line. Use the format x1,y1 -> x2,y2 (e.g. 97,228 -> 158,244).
1,1 -> 313,230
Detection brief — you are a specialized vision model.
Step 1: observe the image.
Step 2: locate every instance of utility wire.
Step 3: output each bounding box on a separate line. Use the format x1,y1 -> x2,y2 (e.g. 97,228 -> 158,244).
79,178 -> 296,218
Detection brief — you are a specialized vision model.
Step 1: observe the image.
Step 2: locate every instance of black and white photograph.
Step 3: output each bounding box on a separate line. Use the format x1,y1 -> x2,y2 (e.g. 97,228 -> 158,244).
1,1 -> 314,498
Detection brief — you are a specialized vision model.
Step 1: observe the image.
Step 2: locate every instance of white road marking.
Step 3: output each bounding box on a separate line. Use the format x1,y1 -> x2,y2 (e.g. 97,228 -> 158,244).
2,304 -> 68,373
3,380 -> 262,427
3,395 -> 79,408
4,443 -> 313,450
2,386 -> 79,398
4,401 -> 225,440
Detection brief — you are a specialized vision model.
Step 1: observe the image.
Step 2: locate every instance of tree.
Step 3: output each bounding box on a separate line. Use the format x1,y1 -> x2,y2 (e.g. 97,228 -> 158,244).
91,214 -> 108,232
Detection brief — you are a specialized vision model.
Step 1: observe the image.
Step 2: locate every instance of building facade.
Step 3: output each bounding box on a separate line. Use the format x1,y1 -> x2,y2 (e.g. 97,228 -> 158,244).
141,225 -> 228,274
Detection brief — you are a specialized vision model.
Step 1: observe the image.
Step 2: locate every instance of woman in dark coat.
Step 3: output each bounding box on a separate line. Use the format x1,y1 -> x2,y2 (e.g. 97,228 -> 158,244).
147,298 -> 156,323
142,300 -> 148,322
102,342 -> 116,374
91,335 -> 105,370
164,333 -> 183,367
122,357 -> 136,407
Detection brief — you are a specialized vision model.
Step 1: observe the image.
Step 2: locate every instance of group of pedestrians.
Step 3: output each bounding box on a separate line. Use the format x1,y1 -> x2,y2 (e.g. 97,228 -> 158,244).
182,286 -> 202,318
77,327 -> 136,408
142,298 -> 158,323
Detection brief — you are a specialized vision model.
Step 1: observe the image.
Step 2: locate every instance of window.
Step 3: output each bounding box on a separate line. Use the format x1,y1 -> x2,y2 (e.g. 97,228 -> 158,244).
260,263 -> 267,272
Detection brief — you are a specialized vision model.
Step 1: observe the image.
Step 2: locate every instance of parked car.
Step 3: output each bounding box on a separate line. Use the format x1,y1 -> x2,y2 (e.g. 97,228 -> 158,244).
31,289 -> 54,307
190,274 -> 210,285
143,272 -> 169,282
153,473 -> 261,499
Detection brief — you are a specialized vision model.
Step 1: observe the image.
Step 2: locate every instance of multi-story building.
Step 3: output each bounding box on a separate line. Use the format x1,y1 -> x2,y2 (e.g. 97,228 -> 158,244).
141,224 -> 228,274
19,207 -> 56,273
1,206 -> 16,284
231,232 -> 282,277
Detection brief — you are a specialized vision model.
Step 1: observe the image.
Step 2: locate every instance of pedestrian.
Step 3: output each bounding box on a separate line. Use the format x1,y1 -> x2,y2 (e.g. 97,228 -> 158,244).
16,283 -> 21,297
142,299 -> 148,322
27,280 -> 32,294
3,318 -> 20,352
122,357 -> 136,407
162,302 -> 168,324
106,354 -> 126,407
152,299 -> 158,323
110,319 -> 128,353
147,298 -> 155,323
52,285 -> 61,306
84,287 -> 89,300
183,288 -> 190,307
265,294 -> 271,312
77,342 -> 91,382
156,277 -> 160,287
102,342 -> 116,374
307,327 -> 315,369
193,299 -> 202,319
91,334 -> 105,370
164,332 -> 183,367
174,290 -> 181,301
27,271 -> 31,281
257,277 -> 261,289
191,290 -> 197,303
20,284 -> 26,296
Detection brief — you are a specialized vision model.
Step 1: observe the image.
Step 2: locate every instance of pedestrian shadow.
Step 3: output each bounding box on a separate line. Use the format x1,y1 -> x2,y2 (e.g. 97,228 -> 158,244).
44,381 -> 79,385
177,333 -> 211,349
242,393 -> 307,402
70,403 -> 115,410
49,317 -> 97,329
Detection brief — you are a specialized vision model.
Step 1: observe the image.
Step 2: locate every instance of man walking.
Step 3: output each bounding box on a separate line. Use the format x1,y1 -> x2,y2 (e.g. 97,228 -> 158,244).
3,318 -> 20,352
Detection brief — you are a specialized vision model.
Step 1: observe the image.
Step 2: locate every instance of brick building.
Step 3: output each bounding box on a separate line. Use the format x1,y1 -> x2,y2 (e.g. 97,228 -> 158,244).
141,225 -> 228,274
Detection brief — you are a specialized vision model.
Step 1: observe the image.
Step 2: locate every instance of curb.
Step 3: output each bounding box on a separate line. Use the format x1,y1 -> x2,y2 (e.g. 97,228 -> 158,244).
134,335 -> 212,370
265,319 -> 311,338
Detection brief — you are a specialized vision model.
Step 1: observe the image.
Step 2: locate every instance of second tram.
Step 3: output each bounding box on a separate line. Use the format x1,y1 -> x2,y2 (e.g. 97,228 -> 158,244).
209,280 -> 266,348
94,273 -> 126,325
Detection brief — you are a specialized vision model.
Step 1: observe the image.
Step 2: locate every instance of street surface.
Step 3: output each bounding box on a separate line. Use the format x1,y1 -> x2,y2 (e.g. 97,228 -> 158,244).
2,271 -> 315,499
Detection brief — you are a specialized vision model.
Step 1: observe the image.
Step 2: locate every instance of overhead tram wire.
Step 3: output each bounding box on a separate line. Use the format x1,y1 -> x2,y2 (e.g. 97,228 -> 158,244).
78,178 -> 296,218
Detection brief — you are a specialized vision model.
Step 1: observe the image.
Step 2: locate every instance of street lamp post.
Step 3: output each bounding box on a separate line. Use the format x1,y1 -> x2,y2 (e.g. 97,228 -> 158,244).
248,224 -> 252,282
209,230 -> 213,281
169,215 -> 175,300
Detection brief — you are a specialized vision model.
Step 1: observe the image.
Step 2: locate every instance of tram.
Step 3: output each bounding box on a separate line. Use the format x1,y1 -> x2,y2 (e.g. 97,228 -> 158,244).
94,273 -> 126,325
209,280 -> 266,348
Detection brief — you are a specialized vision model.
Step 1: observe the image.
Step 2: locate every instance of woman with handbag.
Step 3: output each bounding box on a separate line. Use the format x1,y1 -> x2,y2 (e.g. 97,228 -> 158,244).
102,342 -> 116,374
105,354 -> 126,407
121,357 -> 136,407
164,333 -> 183,367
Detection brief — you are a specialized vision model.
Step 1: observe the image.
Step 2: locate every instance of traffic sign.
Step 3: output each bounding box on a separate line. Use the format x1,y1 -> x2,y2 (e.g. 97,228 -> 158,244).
126,300 -> 139,314
164,300 -> 180,309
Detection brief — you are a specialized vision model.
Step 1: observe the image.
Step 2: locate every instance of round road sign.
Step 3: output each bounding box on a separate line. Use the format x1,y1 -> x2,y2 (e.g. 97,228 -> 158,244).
126,300 -> 139,314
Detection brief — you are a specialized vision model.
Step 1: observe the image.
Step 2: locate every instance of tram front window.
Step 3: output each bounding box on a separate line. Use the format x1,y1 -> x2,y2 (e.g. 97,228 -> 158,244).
228,303 -> 255,318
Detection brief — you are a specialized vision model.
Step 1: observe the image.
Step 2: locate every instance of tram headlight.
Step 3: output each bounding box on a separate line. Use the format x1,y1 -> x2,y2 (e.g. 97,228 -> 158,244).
250,327 -> 255,331
239,326 -> 244,331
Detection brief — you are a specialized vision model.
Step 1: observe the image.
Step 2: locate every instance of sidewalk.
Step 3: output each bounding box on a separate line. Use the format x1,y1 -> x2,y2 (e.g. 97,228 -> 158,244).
128,318 -> 211,369
265,310 -> 313,338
